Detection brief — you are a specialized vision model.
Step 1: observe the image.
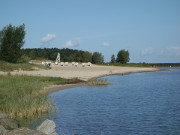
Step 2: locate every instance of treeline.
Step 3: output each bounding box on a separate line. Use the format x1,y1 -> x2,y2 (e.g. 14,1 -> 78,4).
0,24 -> 105,64
21,48 -> 104,64
0,24 -> 125,64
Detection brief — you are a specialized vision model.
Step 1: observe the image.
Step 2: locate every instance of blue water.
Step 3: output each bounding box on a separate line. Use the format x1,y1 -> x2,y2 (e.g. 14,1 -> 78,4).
49,67 -> 180,135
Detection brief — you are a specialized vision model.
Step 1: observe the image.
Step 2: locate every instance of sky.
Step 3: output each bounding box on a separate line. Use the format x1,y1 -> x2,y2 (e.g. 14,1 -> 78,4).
1,0 -> 180,63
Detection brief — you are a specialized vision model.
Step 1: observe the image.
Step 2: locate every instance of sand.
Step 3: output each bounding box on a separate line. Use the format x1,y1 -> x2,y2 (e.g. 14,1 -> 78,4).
0,63 -> 160,93
0,63 -> 159,81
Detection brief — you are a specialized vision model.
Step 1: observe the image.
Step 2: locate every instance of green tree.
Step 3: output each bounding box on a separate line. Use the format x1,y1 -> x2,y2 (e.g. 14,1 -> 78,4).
39,50 -> 46,58
29,50 -> 35,59
116,49 -> 130,64
111,54 -> 116,63
74,50 -> 84,62
67,54 -> 75,62
0,24 -> 25,63
92,52 -> 104,64
82,51 -> 92,62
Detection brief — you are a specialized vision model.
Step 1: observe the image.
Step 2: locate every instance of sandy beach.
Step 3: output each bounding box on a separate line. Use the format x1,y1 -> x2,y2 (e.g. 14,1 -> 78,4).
0,63 -> 160,93
0,63 -> 159,81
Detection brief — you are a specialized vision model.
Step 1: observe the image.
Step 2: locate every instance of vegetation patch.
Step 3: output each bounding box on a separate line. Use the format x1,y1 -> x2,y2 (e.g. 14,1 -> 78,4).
86,79 -> 109,86
0,74 -> 80,126
0,60 -> 50,72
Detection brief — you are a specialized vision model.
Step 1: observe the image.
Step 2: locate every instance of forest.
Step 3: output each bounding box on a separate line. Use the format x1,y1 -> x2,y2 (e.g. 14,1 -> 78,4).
21,48 -> 104,64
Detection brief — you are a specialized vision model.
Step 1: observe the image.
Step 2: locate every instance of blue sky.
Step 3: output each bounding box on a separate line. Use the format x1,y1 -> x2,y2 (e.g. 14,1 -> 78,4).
1,0 -> 180,63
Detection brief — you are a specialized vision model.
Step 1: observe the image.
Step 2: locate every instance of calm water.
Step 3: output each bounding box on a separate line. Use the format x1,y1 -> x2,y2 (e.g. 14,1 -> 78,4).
48,67 -> 180,135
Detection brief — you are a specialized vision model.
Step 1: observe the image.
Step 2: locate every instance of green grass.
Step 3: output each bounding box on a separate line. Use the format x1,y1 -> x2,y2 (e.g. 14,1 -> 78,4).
86,79 -> 109,86
0,60 -> 51,72
0,74 -> 81,126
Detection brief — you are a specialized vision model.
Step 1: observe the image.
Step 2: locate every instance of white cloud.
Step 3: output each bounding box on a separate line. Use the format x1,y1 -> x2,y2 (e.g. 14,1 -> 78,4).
102,42 -> 110,47
42,34 -> 56,42
66,41 -> 73,47
160,46 -> 180,56
65,38 -> 80,47
141,47 -> 153,55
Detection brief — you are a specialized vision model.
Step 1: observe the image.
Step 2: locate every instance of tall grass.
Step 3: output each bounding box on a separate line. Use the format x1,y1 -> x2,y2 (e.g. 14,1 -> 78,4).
86,79 -> 109,86
0,60 -> 50,72
0,74 -> 80,126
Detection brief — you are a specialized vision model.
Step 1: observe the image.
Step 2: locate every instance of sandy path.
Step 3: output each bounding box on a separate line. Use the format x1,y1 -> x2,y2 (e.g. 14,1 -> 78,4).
0,63 -> 159,81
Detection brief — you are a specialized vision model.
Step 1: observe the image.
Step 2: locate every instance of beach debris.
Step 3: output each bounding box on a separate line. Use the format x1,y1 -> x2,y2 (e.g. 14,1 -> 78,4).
82,63 -> 86,67
0,113 -> 18,130
37,119 -> 57,135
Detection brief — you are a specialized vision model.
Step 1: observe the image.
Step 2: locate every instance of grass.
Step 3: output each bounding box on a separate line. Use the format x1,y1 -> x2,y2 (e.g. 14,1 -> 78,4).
0,60 -> 51,72
86,79 -> 109,86
0,74 -> 81,126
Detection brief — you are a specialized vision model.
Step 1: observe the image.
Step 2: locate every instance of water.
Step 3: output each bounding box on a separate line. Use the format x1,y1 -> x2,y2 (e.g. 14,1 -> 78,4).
48,67 -> 180,135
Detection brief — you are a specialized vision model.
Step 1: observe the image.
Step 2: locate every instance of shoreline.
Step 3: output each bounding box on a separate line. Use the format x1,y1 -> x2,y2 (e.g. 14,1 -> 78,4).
0,65 -> 161,131
44,83 -> 85,94
0,64 -> 161,94
0,64 -> 160,81
44,67 -> 161,94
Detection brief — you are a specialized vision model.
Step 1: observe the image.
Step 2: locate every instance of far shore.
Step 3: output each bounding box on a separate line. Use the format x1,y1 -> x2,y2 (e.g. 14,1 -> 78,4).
0,63 -> 161,94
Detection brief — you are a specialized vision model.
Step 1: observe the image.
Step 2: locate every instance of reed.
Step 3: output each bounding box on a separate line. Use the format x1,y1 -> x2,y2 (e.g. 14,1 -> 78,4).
86,79 -> 109,86
0,74 -> 78,126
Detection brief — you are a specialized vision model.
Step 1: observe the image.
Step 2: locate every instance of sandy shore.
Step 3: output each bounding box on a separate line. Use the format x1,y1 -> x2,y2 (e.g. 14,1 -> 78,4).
0,63 -> 160,93
0,63 -> 160,81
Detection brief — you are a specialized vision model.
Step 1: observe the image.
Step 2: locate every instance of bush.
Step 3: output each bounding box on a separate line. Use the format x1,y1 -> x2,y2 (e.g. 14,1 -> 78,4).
17,55 -> 31,63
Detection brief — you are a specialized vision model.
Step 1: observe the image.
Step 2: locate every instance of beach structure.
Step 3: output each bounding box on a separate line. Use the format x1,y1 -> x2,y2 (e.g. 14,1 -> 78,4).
72,62 -> 75,66
55,61 -> 58,65
65,62 -> 68,66
82,63 -> 86,67
88,62 -> 91,66
75,62 -> 79,67
55,53 -> 60,65
60,62 -> 64,66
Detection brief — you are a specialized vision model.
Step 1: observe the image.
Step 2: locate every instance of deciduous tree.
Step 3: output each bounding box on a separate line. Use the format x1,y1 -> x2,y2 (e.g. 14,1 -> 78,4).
111,54 -> 116,63
92,52 -> 104,64
116,49 -> 130,64
0,24 -> 25,63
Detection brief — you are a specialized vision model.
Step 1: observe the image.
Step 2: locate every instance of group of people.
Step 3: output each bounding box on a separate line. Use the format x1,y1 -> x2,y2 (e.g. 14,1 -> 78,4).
42,61 -> 51,66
